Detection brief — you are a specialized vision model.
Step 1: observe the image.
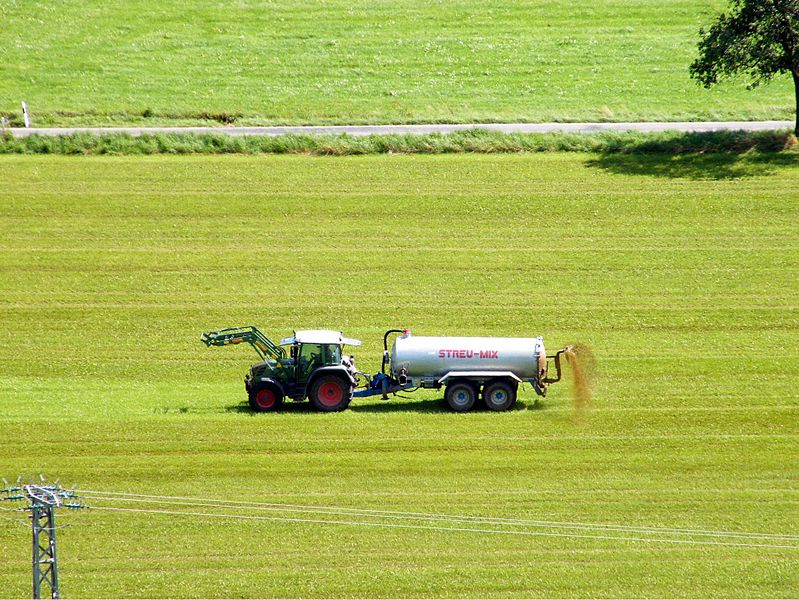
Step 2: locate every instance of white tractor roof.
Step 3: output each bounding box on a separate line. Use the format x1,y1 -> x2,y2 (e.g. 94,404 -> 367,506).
280,330 -> 362,347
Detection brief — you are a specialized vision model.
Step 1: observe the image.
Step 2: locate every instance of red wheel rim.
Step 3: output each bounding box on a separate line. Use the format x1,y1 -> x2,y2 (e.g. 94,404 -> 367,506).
318,382 -> 344,407
255,388 -> 276,409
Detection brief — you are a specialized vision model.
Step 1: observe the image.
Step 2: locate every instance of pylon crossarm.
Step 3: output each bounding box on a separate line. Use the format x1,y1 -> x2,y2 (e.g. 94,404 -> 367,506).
25,486 -> 62,508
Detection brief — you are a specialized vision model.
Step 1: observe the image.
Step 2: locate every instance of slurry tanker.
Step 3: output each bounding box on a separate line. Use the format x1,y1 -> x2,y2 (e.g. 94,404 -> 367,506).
201,327 -> 572,413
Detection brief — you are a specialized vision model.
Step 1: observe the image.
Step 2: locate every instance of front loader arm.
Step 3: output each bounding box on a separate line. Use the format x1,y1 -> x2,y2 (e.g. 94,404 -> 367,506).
200,326 -> 286,361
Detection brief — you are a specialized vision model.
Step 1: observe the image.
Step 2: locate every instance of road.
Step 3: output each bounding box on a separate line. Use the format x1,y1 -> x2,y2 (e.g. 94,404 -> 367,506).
5,121 -> 793,137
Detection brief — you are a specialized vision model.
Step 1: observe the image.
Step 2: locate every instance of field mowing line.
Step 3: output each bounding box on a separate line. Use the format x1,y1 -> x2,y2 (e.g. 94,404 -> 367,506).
81,490 -> 799,543
4,247 -> 799,253
71,434 -> 799,443
508,405 -> 799,414
2,302 -> 797,313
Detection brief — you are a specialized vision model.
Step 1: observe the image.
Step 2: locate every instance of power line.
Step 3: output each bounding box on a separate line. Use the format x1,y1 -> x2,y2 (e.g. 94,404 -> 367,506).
89,505 -> 799,551
81,489 -> 799,543
92,505 -> 799,551
0,513 -> 30,528
82,492 -> 799,543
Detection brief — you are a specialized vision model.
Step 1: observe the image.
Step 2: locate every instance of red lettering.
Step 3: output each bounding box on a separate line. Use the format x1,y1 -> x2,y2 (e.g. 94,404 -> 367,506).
439,349 -> 499,359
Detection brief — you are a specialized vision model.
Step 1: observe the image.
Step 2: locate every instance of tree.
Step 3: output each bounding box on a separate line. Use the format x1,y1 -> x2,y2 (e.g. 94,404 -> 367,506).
690,0 -> 799,135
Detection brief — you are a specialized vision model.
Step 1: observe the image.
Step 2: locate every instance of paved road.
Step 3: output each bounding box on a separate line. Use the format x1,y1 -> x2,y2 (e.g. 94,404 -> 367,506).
6,121 -> 793,137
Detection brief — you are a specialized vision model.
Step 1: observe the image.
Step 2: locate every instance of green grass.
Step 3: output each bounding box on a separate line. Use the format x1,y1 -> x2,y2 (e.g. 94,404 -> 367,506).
0,154 -> 798,597
2,129 -> 798,156
0,0 -> 794,127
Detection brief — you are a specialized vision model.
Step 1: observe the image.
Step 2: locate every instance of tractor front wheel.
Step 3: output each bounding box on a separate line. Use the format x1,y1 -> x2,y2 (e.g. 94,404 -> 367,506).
309,375 -> 352,412
249,383 -> 283,412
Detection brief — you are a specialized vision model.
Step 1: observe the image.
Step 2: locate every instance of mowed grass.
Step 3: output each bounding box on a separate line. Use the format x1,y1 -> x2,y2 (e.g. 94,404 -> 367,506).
1,0 -> 794,127
0,153 -> 798,597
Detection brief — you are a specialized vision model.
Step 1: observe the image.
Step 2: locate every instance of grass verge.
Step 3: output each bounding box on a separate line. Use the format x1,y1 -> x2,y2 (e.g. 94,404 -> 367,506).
2,129 -> 798,156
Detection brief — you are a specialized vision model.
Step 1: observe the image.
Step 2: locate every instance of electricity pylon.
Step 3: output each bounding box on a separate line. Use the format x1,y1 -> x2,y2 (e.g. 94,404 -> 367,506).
1,476 -> 86,600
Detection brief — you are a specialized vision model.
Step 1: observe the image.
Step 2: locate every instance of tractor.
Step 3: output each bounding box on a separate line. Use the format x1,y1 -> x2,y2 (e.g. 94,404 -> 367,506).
200,326 -> 361,412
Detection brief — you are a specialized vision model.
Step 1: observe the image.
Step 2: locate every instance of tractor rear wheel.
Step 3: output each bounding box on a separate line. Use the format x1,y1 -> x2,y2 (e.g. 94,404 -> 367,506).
482,380 -> 517,411
248,383 -> 283,412
309,375 -> 352,412
445,380 -> 477,412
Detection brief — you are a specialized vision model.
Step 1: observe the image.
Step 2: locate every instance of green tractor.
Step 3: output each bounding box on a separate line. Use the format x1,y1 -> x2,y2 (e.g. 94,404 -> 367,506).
201,326 -> 361,412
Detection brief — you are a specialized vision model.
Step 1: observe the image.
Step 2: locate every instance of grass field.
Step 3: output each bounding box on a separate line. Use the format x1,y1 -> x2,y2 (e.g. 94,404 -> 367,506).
1,0 -> 794,127
1,153 -> 798,597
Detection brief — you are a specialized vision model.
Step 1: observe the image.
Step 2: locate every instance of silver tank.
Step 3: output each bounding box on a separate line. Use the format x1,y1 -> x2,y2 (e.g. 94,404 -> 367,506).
391,332 -> 546,382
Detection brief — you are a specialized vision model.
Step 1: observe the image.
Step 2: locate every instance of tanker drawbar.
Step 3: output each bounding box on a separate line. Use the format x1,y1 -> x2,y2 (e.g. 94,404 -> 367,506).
354,329 -> 575,412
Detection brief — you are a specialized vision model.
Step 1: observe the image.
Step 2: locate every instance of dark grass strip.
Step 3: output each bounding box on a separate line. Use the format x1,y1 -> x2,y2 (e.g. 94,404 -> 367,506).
1,129 -> 797,156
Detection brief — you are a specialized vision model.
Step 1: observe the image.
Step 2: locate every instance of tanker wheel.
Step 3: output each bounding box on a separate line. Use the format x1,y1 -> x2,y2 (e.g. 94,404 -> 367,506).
483,380 -> 517,411
445,381 -> 477,412
248,383 -> 283,413
309,375 -> 352,412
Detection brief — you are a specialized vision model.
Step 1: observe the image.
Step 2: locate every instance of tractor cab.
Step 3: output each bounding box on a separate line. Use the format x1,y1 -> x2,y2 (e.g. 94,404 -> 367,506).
279,330 -> 361,385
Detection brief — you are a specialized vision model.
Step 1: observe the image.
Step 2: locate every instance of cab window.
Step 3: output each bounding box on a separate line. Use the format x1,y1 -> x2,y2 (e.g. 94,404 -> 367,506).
299,343 -> 323,375
321,344 -> 341,365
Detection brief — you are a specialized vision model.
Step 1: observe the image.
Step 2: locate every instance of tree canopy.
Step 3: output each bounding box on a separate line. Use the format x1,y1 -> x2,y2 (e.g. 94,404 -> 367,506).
690,0 -> 799,134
